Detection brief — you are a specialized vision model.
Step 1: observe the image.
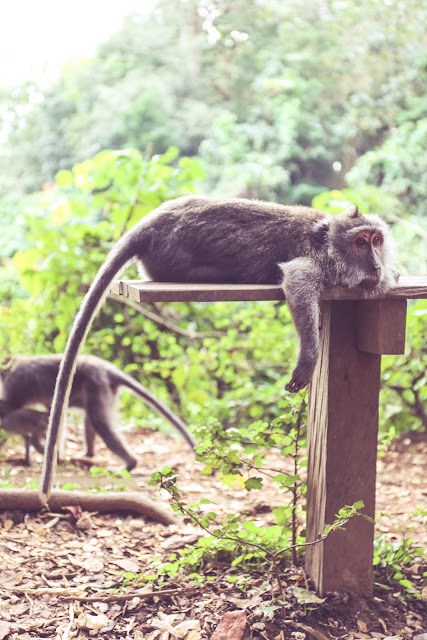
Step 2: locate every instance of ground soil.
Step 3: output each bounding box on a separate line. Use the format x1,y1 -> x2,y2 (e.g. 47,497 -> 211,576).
0,421 -> 425,640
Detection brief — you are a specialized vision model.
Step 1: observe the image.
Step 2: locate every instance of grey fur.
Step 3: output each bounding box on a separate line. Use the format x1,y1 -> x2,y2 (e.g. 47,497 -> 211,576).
0,354 -> 195,469
1,408 -> 49,465
40,196 -> 397,499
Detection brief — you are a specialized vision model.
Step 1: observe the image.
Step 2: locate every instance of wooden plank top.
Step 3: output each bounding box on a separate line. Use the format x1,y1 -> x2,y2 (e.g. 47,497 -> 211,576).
111,275 -> 427,303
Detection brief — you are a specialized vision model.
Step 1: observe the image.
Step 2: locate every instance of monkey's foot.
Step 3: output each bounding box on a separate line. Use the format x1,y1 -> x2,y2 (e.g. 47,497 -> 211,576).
70,454 -> 96,468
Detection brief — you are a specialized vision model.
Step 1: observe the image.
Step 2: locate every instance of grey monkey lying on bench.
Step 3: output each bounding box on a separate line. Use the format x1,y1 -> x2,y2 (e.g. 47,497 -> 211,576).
0,354 -> 196,468
41,196 -> 398,498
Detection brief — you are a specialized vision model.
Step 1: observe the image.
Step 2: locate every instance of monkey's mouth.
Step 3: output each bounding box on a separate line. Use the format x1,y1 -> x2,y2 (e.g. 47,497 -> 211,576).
358,277 -> 390,298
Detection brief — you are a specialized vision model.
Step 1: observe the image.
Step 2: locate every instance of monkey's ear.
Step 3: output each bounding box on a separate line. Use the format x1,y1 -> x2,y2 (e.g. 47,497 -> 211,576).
343,204 -> 362,218
312,219 -> 330,246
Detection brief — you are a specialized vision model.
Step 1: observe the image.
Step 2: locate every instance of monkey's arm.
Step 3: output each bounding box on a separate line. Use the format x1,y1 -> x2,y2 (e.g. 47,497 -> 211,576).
280,258 -> 324,393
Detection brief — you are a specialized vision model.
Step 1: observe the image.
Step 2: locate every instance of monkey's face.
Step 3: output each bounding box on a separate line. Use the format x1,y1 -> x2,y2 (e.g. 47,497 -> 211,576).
343,224 -> 396,294
349,228 -> 385,289
328,207 -> 397,295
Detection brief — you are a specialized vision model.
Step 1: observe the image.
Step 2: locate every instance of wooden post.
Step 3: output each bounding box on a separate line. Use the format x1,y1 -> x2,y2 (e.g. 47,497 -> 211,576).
305,299 -> 407,595
111,278 -> 426,595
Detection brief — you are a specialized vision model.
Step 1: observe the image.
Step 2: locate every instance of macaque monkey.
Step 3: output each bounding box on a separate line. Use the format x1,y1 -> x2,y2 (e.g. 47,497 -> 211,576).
40,196 -> 398,499
1,407 -> 49,465
0,354 -> 195,469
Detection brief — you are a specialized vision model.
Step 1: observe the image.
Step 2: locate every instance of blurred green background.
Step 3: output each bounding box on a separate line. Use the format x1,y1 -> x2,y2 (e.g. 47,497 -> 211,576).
0,0 -> 426,438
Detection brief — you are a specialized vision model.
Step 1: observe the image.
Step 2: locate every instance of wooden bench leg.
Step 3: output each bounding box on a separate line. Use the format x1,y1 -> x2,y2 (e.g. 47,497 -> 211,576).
305,299 -> 407,596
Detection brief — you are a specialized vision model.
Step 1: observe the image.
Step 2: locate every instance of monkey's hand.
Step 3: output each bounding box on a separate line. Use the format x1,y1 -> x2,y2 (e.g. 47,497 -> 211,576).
285,360 -> 316,393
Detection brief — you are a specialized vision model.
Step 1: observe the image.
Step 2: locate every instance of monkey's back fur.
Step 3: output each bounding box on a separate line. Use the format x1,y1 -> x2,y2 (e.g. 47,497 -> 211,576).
2,354 -> 139,412
135,197 -> 328,283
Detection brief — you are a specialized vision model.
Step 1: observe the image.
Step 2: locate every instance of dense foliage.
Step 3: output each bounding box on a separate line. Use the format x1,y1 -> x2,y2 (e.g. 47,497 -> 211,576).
1,0 -> 427,209
0,148 -> 297,433
0,0 -> 426,438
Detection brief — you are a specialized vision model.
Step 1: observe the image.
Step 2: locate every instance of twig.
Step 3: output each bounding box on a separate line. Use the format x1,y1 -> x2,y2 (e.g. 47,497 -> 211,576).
292,400 -> 306,564
62,602 -> 75,640
387,210 -> 427,241
61,586 -> 199,603
107,292 -> 227,339
390,378 -> 427,430
1,586 -> 199,603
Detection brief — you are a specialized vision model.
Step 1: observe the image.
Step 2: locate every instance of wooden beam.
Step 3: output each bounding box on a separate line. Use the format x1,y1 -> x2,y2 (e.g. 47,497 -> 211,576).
111,276 -> 427,303
357,299 -> 407,355
306,301 -> 383,596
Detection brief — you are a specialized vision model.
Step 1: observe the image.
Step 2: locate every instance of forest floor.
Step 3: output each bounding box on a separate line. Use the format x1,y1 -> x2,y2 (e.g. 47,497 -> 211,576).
0,419 -> 426,640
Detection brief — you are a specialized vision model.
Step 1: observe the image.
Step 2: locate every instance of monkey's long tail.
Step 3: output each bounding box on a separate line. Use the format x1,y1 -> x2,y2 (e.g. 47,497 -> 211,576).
116,371 -> 197,450
39,231 -> 143,502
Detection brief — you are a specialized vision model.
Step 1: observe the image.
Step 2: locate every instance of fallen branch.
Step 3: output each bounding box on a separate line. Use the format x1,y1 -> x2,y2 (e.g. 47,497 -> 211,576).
0,490 -> 176,525
62,586 -> 199,603
1,585 -> 199,603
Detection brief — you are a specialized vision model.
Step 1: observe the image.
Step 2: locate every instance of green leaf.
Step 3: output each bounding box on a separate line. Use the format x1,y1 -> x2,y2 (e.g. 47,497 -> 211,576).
273,474 -> 300,487
245,477 -> 263,491
399,579 -> 414,589
55,169 -> 74,187
155,146 -> 180,164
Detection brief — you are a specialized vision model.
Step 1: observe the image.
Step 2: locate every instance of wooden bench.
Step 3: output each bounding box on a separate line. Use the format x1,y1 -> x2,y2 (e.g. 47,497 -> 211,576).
112,275 -> 427,596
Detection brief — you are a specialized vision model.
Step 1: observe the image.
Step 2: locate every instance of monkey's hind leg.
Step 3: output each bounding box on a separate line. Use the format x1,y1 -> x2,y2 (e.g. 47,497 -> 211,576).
83,389 -> 138,471
72,416 -> 100,467
24,435 -> 31,466
22,433 -> 44,466
24,428 -> 47,466
82,415 -> 96,458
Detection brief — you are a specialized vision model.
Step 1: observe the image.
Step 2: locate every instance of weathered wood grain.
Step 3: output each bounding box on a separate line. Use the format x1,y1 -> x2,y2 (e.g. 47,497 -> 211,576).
306,300 -> 382,596
111,275 -> 427,303
110,274 -> 426,596
357,299 -> 407,355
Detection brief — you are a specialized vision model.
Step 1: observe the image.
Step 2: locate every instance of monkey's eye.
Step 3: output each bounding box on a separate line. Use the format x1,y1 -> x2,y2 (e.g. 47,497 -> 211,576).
355,237 -> 366,247
372,235 -> 382,246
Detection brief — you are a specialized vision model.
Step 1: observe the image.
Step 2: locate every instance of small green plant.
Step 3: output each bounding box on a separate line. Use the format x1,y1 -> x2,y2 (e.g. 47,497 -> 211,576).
149,464 -> 365,609
88,466 -> 131,492
374,528 -> 426,600
0,428 -> 8,448
0,469 -> 13,489
193,396 -> 308,557
60,483 -> 80,491
146,396 -> 367,611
